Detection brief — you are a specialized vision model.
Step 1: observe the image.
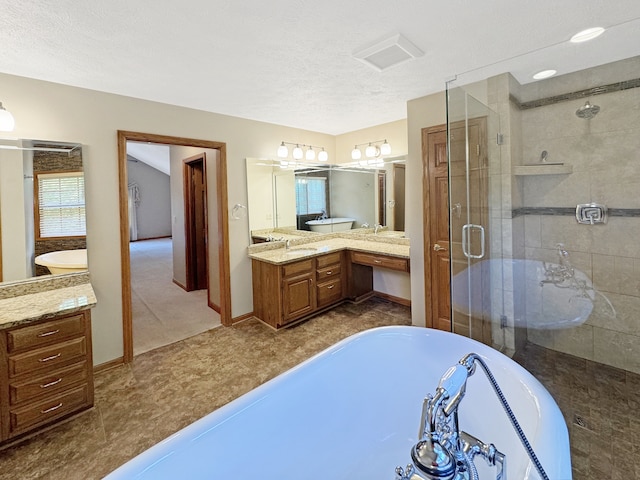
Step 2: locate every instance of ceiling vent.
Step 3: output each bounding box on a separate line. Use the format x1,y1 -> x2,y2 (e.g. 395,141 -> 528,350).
353,33 -> 424,72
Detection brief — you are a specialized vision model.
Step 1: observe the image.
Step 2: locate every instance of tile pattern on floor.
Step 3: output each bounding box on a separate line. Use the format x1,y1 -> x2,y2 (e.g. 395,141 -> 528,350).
513,342 -> 640,480
0,298 -> 411,480
3,298 -> 638,479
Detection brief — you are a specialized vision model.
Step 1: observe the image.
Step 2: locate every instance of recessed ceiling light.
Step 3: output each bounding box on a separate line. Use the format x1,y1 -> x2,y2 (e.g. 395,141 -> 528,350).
533,69 -> 557,80
570,27 -> 605,43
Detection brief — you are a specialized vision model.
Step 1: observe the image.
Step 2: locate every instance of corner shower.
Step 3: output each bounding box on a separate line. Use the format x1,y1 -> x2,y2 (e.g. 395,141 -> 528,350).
446,55 -> 640,376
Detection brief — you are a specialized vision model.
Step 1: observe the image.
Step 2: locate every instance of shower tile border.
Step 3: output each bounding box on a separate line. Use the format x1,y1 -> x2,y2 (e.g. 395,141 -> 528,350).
509,78 -> 640,110
512,207 -> 640,218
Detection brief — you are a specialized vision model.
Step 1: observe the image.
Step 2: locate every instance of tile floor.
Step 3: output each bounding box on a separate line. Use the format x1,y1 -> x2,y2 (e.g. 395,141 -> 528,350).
513,342 -> 640,479
1,299 -> 638,479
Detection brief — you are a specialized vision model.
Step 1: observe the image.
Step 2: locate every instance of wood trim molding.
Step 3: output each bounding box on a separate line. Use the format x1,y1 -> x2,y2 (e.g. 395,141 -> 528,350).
93,356 -> 124,374
230,312 -> 254,324
373,291 -> 411,308
117,130 -> 232,363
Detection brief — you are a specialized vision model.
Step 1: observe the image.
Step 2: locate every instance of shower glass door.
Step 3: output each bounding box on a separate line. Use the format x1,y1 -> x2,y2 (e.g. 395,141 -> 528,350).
446,85 -> 505,348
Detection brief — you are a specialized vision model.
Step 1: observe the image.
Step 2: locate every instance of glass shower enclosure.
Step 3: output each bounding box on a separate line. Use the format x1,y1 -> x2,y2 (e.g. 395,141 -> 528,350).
446,84 -> 510,353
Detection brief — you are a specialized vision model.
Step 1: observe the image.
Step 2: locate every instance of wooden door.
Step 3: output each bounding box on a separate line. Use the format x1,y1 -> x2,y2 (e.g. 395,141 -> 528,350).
423,125 -> 451,331
184,154 -> 208,291
282,273 -> 315,324
393,164 -> 405,231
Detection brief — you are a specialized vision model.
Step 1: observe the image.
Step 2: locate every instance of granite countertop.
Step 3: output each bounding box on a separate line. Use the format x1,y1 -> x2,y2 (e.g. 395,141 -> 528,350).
248,236 -> 410,265
0,272 -> 97,330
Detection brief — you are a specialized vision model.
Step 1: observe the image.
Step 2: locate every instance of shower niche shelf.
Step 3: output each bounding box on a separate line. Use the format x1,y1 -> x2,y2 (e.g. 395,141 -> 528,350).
513,164 -> 573,176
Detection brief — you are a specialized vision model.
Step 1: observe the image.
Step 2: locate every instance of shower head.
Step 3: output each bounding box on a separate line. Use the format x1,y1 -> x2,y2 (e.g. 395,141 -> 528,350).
576,101 -> 600,119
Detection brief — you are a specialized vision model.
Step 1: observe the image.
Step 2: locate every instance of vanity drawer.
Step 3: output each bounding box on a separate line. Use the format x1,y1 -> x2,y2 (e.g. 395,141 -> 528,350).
317,278 -> 342,308
8,337 -> 87,378
7,314 -> 85,353
316,252 -> 341,269
351,251 -> 409,272
282,259 -> 314,278
9,384 -> 90,435
316,263 -> 341,281
9,360 -> 88,405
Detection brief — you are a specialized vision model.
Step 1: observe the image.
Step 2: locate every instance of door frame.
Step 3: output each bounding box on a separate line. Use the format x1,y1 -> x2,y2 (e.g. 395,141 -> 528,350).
117,131 -> 231,363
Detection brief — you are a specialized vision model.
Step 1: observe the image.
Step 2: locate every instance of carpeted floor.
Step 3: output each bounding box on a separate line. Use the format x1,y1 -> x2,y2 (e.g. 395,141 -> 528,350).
130,238 -> 220,355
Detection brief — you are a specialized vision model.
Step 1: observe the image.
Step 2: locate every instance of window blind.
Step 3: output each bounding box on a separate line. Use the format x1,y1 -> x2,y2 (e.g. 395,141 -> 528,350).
295,177 -> 327,215
37,172 -> 86,237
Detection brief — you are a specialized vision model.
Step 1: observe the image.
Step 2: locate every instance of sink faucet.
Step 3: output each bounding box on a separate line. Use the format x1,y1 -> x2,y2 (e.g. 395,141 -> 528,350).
374,223 -> 383,234
285,239 -> 291,250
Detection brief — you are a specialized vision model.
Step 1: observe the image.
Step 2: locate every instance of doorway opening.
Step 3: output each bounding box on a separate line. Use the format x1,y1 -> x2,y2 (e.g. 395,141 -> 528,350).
118,131 -> 231,363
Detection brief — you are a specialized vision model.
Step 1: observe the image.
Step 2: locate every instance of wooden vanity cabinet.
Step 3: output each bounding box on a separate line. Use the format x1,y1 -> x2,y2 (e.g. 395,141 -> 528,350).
252,252 -> 346,329
0,310 -> 94,445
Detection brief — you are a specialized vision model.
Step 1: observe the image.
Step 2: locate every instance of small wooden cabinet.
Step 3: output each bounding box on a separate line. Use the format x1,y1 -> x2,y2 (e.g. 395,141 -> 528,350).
0,310 -> 94,445
252,252 -> 346,329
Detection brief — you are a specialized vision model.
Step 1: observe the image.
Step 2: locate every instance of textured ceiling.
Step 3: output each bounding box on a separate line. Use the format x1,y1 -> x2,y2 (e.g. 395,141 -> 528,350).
1,0 -> 639,135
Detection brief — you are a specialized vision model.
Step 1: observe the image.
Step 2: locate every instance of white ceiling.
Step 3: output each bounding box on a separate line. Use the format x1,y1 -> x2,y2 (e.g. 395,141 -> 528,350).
1,1 -> 639,135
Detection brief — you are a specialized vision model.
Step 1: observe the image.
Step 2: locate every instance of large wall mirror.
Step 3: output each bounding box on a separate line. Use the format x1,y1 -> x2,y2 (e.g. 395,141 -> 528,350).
0,139 -> 86,284
246,156 -> 406,241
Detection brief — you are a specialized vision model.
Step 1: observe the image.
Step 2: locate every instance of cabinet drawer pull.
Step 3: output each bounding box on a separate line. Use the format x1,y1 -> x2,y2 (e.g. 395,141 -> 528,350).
41,402 -> 63,414
326,271 -> 332,275
327,285 -> 335,289
40,378 -> 63,389
38,329 -> 60,337
374,259 -> 382,264
39,353 -> 62,363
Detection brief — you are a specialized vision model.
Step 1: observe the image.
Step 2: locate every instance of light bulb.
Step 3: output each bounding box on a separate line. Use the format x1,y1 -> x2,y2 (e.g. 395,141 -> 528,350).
277,142 -> 288,158
351,146 -> 362,160
365,143 -> 379,158
0,103 -> 15,132
292,145 -> 303,160
318,148 -> 328,162
305,146 -> 315,160
380,140 -> 391,155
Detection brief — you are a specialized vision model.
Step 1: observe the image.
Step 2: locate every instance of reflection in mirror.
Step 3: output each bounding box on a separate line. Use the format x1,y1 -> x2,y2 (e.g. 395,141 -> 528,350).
0,140 -> 85,283
246,156 -> 407,243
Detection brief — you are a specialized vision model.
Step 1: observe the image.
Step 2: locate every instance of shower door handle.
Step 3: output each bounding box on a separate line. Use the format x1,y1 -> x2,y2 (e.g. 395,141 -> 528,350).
462,224 -> 485,259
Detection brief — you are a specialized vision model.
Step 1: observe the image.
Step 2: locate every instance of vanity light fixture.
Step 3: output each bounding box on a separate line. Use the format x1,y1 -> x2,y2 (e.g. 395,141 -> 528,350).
305,145 -> 315,161
277,141 -> 288,158
0,102 -> 15,132
351,139 -> 391,160
570,27 -> 605,43
292,144 -> 303,160
277,141 -> 328,162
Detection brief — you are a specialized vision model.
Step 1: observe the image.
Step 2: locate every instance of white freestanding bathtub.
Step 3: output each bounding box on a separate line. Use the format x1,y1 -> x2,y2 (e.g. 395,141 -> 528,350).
34,248 -> 88,274
104,327 -> 571,480
305,217 -> 355,232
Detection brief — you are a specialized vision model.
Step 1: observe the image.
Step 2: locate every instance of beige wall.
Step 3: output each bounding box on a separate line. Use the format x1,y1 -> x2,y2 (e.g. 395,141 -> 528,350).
0,72 -> 335,365
335,119 -> 408,163
406,92 -> 447,327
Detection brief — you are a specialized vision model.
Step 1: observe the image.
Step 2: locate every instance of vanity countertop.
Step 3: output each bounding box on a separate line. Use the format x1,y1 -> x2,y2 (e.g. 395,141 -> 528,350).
0,273 -> 97,330
248,237 -> 410,265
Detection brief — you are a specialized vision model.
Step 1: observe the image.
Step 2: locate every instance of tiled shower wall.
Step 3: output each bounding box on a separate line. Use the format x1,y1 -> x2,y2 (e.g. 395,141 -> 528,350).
513,57 -> 640,374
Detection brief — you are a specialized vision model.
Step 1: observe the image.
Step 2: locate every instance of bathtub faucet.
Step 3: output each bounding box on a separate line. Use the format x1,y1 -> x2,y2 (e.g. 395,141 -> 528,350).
316,209 -> 328,220
396,353 -> 551,480
541,243 -> 574,286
